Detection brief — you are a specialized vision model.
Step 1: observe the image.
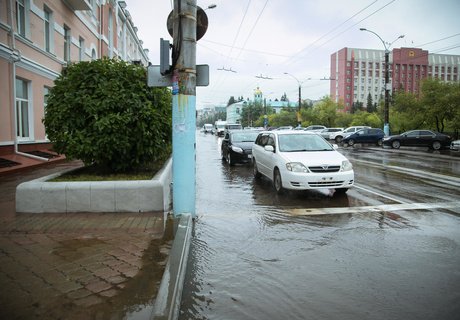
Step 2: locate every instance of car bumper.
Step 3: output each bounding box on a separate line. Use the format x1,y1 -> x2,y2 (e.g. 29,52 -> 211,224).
230,151 -> 253,163
280,169 -> 354,190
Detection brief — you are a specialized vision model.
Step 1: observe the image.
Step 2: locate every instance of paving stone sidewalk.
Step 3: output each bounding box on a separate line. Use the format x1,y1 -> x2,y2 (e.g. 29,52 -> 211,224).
0,160 -> 172,319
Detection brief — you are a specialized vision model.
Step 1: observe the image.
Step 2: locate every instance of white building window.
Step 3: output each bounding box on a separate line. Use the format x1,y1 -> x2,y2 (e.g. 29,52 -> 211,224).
64,25 -> 71,62
44,6 -> 52,52
108,8 -> 113,58
16,78 -> 30,138
79,37 -> 85,61
16,0 -> 27,37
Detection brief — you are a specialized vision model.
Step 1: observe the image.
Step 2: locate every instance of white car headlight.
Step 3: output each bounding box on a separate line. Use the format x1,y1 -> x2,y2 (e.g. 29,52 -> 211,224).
341,160 -> 353,172
286,162 -> 309,173
231,146 -> 244,153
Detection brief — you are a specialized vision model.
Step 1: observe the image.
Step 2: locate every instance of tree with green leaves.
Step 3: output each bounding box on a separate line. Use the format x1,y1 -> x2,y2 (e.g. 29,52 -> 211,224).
227,96 -> 236,106
267,109 -> 297,127
312,96 -> 338,127
420,78 -> 459,133
43,58 -> 172,173
240,101 -> 264,127
366,93 -> 376,113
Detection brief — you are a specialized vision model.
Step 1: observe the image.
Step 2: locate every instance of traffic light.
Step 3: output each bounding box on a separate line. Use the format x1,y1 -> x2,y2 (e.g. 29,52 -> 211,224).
160,38 -> 170,75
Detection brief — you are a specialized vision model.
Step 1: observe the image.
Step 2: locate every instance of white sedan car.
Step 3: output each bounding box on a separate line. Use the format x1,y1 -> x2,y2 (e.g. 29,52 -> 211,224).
451,140 -> 460,151
252,131 -> 354,194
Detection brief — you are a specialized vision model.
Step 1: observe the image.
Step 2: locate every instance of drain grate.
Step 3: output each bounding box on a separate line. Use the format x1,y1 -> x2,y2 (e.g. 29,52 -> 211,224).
25,150 -> 58,159
0,157 -> 21,168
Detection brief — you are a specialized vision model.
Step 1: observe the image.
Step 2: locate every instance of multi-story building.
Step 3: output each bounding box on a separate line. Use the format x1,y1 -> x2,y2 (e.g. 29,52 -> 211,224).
330,47 -> 460,112
0,0 -> 149,163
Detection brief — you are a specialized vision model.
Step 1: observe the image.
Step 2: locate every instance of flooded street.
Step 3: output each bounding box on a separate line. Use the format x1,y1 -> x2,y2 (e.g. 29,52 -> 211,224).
179,132 -> 460,320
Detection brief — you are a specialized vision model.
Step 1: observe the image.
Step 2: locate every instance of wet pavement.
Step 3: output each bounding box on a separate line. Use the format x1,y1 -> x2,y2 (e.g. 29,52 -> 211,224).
0,161 -> 173,319
179,133 -> 460,320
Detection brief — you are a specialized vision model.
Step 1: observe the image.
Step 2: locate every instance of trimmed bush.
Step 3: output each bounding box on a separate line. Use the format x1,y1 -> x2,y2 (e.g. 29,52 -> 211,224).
43,58 -> 172,172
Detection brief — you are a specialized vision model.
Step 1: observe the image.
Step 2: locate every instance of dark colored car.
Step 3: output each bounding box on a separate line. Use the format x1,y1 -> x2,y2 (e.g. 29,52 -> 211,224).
342,128 -> 385,146
221,130 -> 260,165
382,130 -> 452,150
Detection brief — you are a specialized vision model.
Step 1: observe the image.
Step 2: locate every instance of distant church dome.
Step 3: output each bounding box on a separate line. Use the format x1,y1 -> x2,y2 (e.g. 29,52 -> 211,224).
254,87 -> 263,102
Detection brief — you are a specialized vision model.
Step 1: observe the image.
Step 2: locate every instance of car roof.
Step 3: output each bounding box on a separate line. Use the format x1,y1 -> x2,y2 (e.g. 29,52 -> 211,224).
258,130 -> 317,136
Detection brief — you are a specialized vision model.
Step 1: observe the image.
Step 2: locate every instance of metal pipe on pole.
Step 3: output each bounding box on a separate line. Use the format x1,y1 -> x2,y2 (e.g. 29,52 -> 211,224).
172,0 -> 197,217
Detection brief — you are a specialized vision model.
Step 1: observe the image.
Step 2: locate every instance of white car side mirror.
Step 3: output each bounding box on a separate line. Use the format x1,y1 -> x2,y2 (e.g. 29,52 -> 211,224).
264,145 -> 275,152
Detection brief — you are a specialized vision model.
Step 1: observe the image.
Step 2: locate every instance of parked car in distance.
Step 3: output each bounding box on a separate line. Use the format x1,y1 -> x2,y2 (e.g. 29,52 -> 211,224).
225,123 -> 243,132
304,125 -> 327,133
221,130 -> 260,165
319,127 -> 343,139
214,120 -> 227,136
252,131 -> 354,194
329,126 -> 371,143
382,130 -> 452,150
451,140 -> 460,151
275,126 -> 294,131
342,128 -> 385,146
203,123 -> 214,134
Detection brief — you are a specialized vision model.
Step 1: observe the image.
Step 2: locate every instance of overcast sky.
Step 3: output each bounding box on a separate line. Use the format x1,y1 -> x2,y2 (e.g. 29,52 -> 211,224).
126,0 -> 460,109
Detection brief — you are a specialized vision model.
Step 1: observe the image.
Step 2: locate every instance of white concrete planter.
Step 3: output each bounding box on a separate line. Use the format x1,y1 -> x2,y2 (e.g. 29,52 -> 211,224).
16,158 -> 172,214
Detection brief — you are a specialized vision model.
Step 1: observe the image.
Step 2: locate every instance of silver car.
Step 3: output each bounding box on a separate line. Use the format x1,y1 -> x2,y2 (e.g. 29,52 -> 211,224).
319,127 -> 344,139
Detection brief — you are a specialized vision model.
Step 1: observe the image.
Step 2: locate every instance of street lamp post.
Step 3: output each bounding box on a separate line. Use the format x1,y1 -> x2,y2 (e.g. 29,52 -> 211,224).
284,72 -> 309,126
360,28 -> 404,136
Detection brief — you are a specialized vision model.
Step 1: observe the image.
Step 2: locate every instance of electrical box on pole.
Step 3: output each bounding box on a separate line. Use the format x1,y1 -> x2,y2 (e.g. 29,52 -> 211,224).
160,38 -> 170,75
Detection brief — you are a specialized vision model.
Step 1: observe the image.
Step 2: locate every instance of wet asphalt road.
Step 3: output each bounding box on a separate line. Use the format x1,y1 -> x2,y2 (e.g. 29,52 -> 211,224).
179,132 -> 460,320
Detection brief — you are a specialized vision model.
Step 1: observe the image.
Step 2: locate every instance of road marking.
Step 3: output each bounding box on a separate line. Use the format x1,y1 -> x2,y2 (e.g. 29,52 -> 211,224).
287,201 -> 460,216
353,184 -> 409,204
352,159 -> 460,187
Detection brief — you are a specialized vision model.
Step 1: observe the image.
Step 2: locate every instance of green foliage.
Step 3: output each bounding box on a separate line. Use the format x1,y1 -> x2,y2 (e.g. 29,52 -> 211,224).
267,109 -> 297,127
350,111 -> 382,127
240,101 -> 265,127
43,58 -> 172,172
390,78 -> 460,133
197,111 -> 226,127
420,78 -> 459,132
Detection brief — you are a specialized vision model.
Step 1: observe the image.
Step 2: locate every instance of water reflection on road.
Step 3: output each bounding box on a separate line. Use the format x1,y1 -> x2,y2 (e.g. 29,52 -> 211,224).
179,132 -> 460,320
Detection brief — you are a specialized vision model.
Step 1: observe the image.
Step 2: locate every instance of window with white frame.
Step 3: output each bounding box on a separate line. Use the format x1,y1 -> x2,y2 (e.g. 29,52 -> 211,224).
79,37 -> 85,61
64,25 -> 71,62
15,78 -> 30,138
44,86 -> 50,139
16,0 -> 26,37
44,6 -> 52,52
108,8 -> 113,58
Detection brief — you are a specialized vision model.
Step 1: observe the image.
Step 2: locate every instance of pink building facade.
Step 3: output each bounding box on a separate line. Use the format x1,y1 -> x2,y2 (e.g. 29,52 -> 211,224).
0,0 -> 149,158
330,47 -> 460,112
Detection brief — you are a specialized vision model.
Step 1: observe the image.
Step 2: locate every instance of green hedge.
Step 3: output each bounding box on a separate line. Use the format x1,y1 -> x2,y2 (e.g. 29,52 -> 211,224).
43,58 -> 172,172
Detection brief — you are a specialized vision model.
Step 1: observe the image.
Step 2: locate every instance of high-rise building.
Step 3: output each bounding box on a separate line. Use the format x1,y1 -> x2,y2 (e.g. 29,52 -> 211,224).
330,47 -> 460,112
0,0 -> 149,159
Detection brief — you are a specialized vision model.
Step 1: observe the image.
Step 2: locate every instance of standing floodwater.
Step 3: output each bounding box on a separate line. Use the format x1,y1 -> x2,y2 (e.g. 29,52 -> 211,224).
179,131 -> 460,320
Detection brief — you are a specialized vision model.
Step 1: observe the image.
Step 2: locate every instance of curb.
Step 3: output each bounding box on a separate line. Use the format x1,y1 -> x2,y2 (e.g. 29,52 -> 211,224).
151,213 -> 193,320
16,158 -> 172,214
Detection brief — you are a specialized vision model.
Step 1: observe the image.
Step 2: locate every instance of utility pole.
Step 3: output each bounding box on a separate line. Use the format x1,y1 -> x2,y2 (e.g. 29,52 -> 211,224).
384,49 -> 390,134
360,28 -> 404,136
172,0 -> 197,217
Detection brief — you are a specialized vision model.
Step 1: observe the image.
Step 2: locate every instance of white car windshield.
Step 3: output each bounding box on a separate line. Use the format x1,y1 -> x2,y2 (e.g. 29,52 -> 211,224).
278,134 -> 333,152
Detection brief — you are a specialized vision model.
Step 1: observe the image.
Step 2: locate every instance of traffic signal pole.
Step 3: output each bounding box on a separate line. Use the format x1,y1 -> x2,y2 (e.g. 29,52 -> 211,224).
172,0 -> 197,217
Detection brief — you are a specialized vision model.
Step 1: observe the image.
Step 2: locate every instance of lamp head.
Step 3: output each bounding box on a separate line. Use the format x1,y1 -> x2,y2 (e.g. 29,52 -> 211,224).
360,28 -> 367,31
